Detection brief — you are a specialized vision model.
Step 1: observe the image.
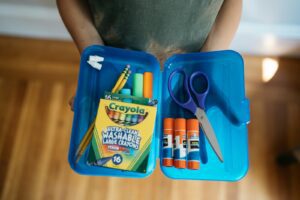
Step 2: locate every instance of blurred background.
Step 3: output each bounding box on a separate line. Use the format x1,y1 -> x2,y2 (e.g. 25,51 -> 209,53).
0,0 -> 299,200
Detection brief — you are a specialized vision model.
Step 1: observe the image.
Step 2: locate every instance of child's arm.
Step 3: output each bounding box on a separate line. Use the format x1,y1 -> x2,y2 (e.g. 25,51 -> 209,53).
57,0 -> 104,53
201,0 -> 242,51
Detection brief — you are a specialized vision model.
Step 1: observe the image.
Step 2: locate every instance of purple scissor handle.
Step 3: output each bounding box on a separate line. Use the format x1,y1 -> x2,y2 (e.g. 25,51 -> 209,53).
189,71 -> 209,109
168,68 -> 224,162
168,69 -> 209,114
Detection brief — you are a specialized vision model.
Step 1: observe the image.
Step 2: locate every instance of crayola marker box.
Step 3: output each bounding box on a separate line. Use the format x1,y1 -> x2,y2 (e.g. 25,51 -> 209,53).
87,99 -> 157,173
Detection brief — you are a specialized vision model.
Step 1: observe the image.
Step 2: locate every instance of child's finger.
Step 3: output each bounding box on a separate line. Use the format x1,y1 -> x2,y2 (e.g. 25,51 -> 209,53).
69,96 -> 75,111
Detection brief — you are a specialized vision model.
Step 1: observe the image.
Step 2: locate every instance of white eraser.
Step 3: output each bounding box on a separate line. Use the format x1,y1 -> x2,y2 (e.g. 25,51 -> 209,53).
89,55 -> 104,62
87,55 -> 104,70
87,60 -> 102,70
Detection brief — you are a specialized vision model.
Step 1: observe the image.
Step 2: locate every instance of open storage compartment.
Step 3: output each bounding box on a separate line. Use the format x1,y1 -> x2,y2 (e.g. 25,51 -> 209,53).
68,45 -> 250,181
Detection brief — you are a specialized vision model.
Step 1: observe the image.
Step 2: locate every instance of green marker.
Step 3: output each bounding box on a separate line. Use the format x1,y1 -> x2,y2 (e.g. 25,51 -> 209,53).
133,73 -> 143,97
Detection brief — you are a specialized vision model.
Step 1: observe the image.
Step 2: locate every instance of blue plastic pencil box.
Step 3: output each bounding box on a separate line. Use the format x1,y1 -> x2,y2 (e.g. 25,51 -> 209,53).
68,45 -> 250,181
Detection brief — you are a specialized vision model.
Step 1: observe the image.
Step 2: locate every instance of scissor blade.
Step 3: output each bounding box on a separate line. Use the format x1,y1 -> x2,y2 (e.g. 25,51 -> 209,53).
195,108 -> 224,162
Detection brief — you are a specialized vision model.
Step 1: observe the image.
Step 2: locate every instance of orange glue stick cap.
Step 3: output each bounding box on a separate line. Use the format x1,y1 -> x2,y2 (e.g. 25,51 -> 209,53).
164,118 -> 174,134
174,118 -> 186,131
187,119 -> 199,134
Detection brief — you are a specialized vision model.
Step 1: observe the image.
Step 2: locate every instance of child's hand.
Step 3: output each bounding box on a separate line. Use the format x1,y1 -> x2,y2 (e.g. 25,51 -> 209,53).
57,0 -> 104,112
69,95 -> 75,111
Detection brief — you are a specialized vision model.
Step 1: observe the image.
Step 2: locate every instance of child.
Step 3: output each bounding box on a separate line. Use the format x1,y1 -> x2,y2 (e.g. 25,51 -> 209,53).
57,0 -> 242,109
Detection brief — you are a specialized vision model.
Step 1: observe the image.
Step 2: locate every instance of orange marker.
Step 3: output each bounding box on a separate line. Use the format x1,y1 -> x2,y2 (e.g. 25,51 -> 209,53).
174,118 -> 187,168
143,72 -> 153,98
187,119 -> 200,170
162,118 -> 174,167
108,110 -> 115,119
113,111 -> 120,122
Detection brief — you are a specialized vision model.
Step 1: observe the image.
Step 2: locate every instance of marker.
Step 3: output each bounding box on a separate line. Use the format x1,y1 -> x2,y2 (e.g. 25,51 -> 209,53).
108,110 -> 115,120
113,111 -> 121,122
119,88 -> 132,103
131,115 -> 138,125
105,106 -> 115,121
187,119 -> 200,170
133,73 -> 143,97
174,118 -> 187,168
125,114 -> 132,126
118,112 -> 126,125
138,114 -> 144,123
163,118 -> 174,167
118,88 -> 132,125
143,72 -> 153,98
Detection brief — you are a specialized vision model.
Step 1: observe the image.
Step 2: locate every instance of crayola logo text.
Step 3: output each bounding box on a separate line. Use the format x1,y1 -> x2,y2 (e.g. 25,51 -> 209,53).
109,102 -> 145,114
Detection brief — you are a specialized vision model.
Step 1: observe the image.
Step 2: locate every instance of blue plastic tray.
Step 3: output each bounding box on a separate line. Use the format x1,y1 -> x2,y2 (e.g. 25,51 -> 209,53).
68,45 -> 250,181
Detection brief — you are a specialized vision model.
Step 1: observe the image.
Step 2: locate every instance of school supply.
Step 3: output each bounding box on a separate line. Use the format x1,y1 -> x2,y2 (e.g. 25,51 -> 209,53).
75,120 -> 95,162
112,65 -> 130,93
168,69 -> 224,162
118,89 -> 132,125
87,99 -> 157,173
133,73 -> 143,97
105,106 -> 149,126
163,118 -> 174,167
119,89 -> 132,103
87,55 -> 104,70
143,72 -> 153,98
104,92 -> 151,105
187,119 -> 200,170
75,65 -> 131,163
174,118 -> 187,168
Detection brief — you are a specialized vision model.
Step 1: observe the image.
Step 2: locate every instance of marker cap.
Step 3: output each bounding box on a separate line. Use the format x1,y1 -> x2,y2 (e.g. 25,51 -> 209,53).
120,88 -> 131,95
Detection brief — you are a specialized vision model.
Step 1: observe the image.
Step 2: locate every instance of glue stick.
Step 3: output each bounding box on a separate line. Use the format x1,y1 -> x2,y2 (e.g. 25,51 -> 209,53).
187,119 -> 200,170
174,118 -> 187,168
163,118 -> 174,167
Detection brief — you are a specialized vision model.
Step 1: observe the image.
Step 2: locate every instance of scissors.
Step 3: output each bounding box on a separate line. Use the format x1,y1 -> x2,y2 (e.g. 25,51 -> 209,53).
168,68 -> 223,162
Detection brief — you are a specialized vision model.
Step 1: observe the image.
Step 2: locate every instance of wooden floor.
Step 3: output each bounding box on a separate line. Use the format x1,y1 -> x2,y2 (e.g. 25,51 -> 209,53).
0,36 -> 299,200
